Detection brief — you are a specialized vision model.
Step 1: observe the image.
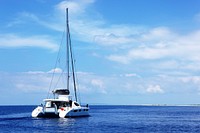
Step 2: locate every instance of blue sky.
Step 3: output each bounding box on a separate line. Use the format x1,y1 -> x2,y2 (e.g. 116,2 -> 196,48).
1,0 -> 200,105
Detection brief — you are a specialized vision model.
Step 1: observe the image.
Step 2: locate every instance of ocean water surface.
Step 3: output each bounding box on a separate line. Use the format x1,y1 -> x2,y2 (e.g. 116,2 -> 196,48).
0,105 -> 200,132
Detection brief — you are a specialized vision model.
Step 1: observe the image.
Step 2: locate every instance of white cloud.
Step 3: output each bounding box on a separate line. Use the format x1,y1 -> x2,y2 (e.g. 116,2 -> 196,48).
26,71 -> 45,74
92,25 -> 143,46
94,33 -> 135,46
0,34 -> 59,51
18,0 -> 96,33
2,0 -> 98,53
0,69 -> 106,95
91,79 -> 107,94
146,85 -> 164,94
180,76 -> 200,84
2,69 -> 200,104
107,54 -> 130,64
27,68 -> 62,74
8,0 -> 144,47
38,2 -> 200,75
124,73 -> 139,77
48,68 -> 63,73
141,27 -> 175,41
91,79 -> 103,88
14,73 -> 51,92
55,0 -> 95,15
106,27 -> 200,73
0,69 -> 65,93
0,70 -> 138,95
4,0 -> 200,71
108,45 -> 171,63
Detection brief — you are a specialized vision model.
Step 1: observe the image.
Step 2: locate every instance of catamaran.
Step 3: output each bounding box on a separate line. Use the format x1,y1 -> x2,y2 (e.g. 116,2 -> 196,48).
31,8 -> 89,118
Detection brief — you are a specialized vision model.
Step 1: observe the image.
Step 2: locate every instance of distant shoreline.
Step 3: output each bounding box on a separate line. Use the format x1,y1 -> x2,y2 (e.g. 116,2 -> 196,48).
1,104 -> 200,107
130,104 -> 200,107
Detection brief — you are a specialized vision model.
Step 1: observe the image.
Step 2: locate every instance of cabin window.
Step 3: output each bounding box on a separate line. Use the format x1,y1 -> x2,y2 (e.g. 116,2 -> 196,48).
62,102 -> 70,107
74,110 -> 78,112
45,101 -> 51,108
74,102 -> 80,106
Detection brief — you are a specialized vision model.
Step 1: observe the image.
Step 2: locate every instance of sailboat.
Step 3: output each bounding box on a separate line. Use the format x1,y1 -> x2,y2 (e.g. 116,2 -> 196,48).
31,8 -> 90,118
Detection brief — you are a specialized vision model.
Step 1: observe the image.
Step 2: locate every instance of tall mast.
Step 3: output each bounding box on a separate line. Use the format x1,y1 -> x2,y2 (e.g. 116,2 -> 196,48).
66,8 -> 78,102
66,8 -> 70,91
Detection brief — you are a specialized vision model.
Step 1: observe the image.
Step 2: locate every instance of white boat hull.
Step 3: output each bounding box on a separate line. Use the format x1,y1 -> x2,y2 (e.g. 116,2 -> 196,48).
32,106 -> 89,118
59,107 -> 89,118
32,106 -> 44,118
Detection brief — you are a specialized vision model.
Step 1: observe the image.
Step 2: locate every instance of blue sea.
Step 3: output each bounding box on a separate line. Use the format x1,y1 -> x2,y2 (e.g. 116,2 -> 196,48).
0,105 -> 200,132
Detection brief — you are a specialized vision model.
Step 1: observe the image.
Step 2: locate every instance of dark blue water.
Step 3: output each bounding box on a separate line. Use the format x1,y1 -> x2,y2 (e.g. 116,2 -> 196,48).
0,105 -> 200,132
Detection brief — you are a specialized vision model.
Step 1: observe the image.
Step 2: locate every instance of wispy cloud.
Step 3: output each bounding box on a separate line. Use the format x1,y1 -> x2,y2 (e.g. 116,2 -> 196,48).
52,2 -> 200,76
146,85 -> 164,94
1,69 -> 200,104
0,34 -> 59,51
3,0 -> 100,51
55,0 -> 95,15
106,27 -> 200,73
4,0 -> 200,63
19,12 -> 64,32
8,0 -> 143,46
91,79 -> 107,94
14,71 -> 200,94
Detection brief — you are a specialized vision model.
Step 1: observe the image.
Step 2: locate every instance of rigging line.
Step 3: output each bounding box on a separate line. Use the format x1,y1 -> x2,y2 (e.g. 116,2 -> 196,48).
68,23 -> 78,102
69,36 -> 81,103
53,63 -> 67,89
70,38 -> 81,103
74,60 -> 82,104
53,69 -> 64,89
69,35 -> 81,103
61,64 -> 67,88
47,30 -> 65,99
55,48 -> 68,88
66,8 -> 78,102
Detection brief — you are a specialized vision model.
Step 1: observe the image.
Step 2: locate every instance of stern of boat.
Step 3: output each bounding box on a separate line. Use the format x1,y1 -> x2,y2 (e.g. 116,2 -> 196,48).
59,106 -> 89,118
32,106 -> 43,118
